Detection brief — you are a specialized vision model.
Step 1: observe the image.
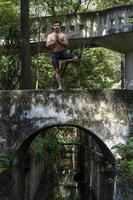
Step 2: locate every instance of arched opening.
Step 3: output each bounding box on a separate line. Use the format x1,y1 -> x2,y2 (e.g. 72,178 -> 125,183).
8,124 -> 116,200
18,124 -> 115,163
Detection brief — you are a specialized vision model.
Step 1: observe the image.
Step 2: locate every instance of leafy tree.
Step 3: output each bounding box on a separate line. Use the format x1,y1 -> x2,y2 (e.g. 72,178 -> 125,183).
0,0 -> 20,89
30,0 -> 96,16
31,53 -> 54,89
113,137 -> 133,185
56,48 -> 120,89
31,133 -> 61,164
96,0 -> 133,9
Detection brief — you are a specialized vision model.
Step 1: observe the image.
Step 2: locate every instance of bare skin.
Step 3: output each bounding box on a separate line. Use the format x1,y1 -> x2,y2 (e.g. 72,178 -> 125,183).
46,22 -> 78,89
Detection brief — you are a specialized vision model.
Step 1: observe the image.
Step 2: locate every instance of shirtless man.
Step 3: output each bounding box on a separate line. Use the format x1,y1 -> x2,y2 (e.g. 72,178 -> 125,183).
46,21 -> 78,89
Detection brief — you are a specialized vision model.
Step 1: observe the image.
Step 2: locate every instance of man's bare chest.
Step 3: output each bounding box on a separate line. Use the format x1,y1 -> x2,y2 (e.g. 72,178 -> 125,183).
51,33 -> 64,41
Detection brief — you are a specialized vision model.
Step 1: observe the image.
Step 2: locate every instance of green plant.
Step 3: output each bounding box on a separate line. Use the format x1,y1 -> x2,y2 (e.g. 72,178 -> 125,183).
31,133 -> 61,164
113,138 -> 133,185
0,153 -> 10,174
113,137 -> 133,160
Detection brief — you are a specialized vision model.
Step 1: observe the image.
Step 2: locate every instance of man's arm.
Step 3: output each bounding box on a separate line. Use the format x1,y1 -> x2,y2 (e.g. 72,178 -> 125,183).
46,35 -> 55,47
56,34 -> 69,48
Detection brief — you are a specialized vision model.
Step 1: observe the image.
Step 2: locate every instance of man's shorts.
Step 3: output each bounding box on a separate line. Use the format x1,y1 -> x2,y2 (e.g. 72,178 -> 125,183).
51,51 -> 74,68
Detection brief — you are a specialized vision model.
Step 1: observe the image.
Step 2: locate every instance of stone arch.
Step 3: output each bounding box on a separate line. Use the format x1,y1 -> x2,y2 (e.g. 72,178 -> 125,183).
16,123 -> 115,164
9,123 -> 116,200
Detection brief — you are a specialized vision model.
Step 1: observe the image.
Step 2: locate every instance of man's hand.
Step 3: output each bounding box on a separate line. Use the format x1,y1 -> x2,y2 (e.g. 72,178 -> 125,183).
55,34 -> 68,48
46,35 -> 56,47
55,34 -> 59,41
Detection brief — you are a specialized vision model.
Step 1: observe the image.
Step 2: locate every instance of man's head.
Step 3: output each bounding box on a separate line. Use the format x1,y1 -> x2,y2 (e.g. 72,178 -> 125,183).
52,21 -> 61,32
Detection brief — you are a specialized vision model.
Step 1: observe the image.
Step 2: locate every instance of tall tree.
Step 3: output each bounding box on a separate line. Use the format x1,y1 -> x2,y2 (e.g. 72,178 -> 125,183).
20,0 -> 32,89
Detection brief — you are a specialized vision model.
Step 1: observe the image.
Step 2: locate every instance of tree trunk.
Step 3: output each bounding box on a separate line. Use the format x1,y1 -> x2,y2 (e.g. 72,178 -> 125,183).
20,0 -> 32,89
121,54 -> 125,89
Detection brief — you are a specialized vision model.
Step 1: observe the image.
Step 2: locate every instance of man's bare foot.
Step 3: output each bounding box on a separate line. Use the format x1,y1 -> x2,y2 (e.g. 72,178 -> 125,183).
58,86 -> 63,90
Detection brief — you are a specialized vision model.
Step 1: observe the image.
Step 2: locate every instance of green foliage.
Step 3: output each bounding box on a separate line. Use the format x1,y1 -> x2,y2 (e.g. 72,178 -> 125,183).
97,0 -> 133,10
30,0 -> 93,15
0,153 -> 10,174
113,137 -> 133,185
0,0 -> 20,89
0,0 -> 18,5
32,0 -> 133,14
31,133 -> 61,164
62,48 -> 121,89
30,127 -> 77,164
0,55 -> 20,89
0,1 -> 19,38
47,127 -> 76,154
118,160 -> 133,184
113,137 -> 133,160
32,53 -> 54,89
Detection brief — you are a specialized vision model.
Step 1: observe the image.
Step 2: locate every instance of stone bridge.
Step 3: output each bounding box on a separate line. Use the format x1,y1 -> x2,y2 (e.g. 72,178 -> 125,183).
30,4 -> 133,89
0,89 -> 133,163
1,5 -> 133,200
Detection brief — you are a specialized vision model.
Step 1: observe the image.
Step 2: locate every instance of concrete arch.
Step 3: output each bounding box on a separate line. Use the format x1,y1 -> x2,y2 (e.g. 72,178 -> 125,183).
17,123 -> 115,164
9,123 -> 116,200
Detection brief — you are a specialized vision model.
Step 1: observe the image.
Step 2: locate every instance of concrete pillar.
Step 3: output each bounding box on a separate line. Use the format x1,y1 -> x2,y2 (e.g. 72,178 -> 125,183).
125,51 -> 133,89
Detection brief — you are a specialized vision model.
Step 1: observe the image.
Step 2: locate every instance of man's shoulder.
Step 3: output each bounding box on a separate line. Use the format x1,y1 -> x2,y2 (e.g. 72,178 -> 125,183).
47,33 -> 53,37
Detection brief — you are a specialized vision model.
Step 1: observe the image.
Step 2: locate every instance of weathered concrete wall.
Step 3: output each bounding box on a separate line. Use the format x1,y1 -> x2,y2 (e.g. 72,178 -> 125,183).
0,152 -> 54,200
0,89 -> 133,160
31,5 -> 133,53
76,134 -> 114,200
24,152 -> 46,200
0,169 -> 10,199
